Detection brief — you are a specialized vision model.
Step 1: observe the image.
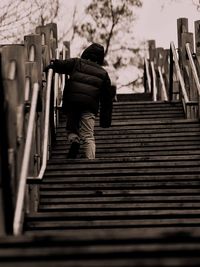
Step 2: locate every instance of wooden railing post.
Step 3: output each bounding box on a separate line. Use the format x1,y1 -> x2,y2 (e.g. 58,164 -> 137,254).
63,41 -> 70,59
177,18 -> 189,99
182,33 -> 195,101
0,45 -> 25,234
24,34 -> 43,213
1,45 -> 25,198
0,51 -> 13,235
195,20 -> 200,118
0,22 -> 60,234
195,20 -> 200,81
24,34 -> 42,176
169,46 -> 174,101
177,18 -> 189,47
36,23 -> 58,145
36,23 -> 58,60
143,18 -> 199,115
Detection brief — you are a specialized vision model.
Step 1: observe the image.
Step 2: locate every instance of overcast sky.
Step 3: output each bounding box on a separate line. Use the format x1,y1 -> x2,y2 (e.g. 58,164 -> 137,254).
0,0 -> 199,93
58,0 -> 200,54
134,0 -> 199,49
58,0 -> 200,93
1,0 -> 199,50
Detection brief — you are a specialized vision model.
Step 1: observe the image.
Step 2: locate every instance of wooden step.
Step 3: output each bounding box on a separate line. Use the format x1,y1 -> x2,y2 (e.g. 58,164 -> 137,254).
10,99 -> 200,266
117,92 -> 152,101
1,228 -> 200,266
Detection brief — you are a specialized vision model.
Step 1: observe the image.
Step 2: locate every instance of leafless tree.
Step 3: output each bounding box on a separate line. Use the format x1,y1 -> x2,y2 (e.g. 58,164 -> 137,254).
72,0 -> 143,91
0,0 -> 59,43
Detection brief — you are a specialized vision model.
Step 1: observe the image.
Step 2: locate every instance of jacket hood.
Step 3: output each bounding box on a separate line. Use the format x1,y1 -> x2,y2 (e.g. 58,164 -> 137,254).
81,43 -> 105,65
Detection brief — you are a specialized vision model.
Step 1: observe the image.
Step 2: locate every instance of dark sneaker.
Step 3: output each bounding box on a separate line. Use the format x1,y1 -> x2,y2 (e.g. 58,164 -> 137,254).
67,142 -> 80,159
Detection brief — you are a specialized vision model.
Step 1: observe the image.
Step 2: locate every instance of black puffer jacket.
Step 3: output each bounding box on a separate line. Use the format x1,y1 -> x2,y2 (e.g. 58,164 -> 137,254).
50,44 -> 113,127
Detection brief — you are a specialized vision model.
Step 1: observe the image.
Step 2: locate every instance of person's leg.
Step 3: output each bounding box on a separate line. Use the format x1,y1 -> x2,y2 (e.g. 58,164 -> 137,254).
66,111 -> 80,159
79,112 -> 96,159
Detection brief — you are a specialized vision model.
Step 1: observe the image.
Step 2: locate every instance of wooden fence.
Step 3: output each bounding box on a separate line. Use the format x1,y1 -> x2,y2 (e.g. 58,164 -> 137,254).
144,18 -> 200,119
0,23 -> 62,235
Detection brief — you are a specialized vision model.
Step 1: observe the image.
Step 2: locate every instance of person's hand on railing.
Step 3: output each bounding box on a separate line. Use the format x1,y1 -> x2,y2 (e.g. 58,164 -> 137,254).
43,59 -> 55,72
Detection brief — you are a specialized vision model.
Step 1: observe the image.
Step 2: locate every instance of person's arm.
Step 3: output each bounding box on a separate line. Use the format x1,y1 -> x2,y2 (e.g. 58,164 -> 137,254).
99,73 -> 113,128
44,58 -> 76,74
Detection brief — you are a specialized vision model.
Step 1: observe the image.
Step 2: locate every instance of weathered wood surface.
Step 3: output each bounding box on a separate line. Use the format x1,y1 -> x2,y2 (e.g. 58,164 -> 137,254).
146,18 -> 200,120
0,23 -> 58,234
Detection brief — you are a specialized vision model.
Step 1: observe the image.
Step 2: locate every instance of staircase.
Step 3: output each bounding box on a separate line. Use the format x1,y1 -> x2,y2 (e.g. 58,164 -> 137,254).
1,93 -> 200,266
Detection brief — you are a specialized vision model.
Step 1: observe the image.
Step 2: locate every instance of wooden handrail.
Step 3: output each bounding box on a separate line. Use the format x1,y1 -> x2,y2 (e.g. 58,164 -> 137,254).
13,83 -> 39,236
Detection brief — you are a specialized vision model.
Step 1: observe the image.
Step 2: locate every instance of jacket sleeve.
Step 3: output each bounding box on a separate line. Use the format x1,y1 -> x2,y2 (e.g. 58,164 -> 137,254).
44,58 -> 76,74
99,73 -> 113,128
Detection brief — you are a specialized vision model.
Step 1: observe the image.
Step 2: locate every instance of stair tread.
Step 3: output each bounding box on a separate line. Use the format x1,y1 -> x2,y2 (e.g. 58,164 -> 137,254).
5,98 -> 200,265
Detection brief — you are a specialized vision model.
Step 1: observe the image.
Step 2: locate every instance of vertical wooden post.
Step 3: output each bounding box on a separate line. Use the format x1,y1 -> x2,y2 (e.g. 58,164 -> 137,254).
0,48 -> 14,234
194,20 -> 200,119
195,20 -> 200,55
24,35 -> 42,83
177,18 -> 190,109
182,32 -> 195,101
163,49 -> 170,98
177,18 -> 189,76
177,18 -> 188,49
63,41 -> 70,59
24,34 -> 42,177
195,20 -> 200,77
24,34 -> 44,213
169,46 -> 174,101
148,40 -> 156,62
1,45 -> 25,197
36,23 -> 58,60
36,23 -> 58,145
0,45 -> 25,233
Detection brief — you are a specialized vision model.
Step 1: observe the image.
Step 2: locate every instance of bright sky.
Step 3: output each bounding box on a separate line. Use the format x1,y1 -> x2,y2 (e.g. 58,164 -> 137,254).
58,0 -> 200,55
134,0 -> 200,49
58,0 -> 200,93
1,0 -> 198,50
0,0 -> 199,94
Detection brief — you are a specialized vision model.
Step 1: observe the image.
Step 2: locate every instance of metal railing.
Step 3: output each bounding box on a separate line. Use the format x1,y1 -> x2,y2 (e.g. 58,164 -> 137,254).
35,69 -> 54,180
158,66 -> 168,101
185,43 -> 200,118
13,82 -> 40,235
170,42 -> 189,104
13,67 -> 55,235
169,41 -> 200,119
150,61 -> 157,101
144,58 -> 168,101
144,41 -> 200,114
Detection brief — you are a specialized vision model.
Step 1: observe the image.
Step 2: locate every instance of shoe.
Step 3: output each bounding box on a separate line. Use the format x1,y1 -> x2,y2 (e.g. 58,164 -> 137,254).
67,142 -> 80,159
